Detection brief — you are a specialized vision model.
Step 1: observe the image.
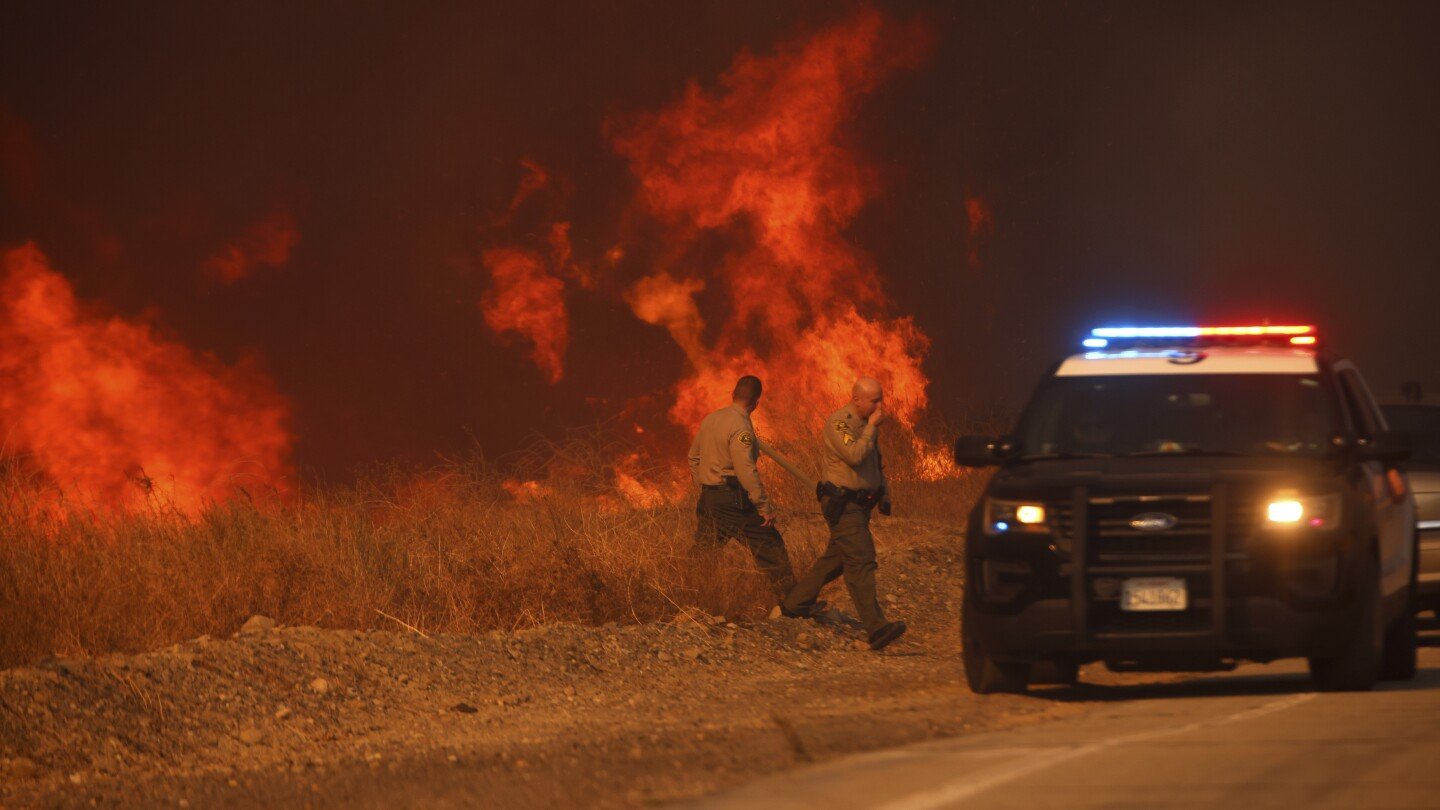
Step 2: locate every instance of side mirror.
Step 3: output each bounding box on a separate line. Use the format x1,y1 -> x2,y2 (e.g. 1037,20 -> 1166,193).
1355,430 -> 1412,464
954,435 -> 1013,468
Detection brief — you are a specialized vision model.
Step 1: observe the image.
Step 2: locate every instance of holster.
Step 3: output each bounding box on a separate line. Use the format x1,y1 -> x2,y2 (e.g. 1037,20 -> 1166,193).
816,481 -> 846,526
722,476 -> 752,511
817,481 -> 886,525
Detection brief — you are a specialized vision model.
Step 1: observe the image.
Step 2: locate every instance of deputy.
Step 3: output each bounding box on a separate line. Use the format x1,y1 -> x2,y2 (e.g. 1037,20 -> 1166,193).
782,377 -> 907,650
688,375 -> 797,602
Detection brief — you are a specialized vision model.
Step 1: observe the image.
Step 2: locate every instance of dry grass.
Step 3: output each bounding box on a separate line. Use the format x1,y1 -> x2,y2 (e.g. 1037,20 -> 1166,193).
0,433 -> 987,670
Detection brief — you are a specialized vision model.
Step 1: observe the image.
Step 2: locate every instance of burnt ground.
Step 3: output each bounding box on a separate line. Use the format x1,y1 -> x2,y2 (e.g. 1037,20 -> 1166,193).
0,520 -> 1154,808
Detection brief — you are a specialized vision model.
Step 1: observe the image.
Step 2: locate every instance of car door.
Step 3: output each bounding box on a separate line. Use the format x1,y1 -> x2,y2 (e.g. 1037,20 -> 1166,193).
1335,363 -> 1416,600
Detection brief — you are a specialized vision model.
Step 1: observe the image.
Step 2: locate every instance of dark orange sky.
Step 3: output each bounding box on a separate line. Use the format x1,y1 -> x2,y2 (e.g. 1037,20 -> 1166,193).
2,1 -> 1437,475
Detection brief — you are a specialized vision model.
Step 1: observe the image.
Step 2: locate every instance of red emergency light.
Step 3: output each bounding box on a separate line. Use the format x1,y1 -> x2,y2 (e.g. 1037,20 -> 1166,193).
1086,324 -> 1319,349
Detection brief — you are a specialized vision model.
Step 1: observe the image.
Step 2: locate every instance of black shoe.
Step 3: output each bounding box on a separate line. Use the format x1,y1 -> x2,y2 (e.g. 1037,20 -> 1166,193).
780,600 -> 830,620
868,621 -> 908,651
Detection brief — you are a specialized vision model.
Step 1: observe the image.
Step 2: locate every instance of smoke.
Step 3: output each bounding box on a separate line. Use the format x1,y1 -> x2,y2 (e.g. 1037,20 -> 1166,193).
203,207 -> 300,284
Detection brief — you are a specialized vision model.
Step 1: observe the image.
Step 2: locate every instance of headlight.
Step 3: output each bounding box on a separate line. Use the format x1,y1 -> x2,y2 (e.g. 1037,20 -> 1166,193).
1263,492 -> 1342,530
985,499 -> 1049,534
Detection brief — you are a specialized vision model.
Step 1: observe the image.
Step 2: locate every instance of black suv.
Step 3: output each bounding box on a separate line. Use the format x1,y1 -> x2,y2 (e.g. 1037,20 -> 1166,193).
954,326 -> 1418,693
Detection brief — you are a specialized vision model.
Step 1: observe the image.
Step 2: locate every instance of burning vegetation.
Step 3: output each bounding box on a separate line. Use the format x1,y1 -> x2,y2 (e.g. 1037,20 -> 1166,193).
0,243 -> 292,515
0,9 -> 982,668
481,8 -> 959,496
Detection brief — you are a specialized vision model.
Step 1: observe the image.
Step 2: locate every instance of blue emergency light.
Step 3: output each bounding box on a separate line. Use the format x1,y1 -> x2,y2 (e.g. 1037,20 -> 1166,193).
1082,324 -> 1318,350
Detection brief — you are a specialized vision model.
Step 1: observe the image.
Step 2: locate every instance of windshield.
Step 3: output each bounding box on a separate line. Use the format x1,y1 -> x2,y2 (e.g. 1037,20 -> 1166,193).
1380,405 -> 1440,463
1017,374 -> 1338,458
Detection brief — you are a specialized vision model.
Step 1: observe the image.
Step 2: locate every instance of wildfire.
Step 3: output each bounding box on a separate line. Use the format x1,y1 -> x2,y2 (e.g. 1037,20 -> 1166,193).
479,9 -> 962,490
480,247 -> 569,384
0,243 -> 293,513
609,9 -> 936,442
501,478 -> 553,502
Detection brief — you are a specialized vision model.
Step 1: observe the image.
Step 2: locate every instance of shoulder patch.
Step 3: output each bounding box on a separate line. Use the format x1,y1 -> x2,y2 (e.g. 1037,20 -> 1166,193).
738,431 -> 753,447
833,419 -> 855,445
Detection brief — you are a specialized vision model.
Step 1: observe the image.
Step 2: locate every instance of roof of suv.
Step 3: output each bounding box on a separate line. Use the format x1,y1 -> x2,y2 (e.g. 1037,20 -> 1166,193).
1056,346 -> 1320,377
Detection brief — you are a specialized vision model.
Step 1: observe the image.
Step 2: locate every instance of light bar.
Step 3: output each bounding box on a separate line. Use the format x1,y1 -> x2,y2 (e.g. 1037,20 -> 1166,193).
1091,325 -> 1315,339
1083,324 -> 1320,351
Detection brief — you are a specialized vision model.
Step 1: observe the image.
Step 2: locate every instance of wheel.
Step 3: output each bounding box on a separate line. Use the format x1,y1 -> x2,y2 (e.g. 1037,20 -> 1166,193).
1382,529 -> 1420,682
1381,611 -> 1418,681
961,600 -> 1029,694
1308,550 -> 1382,692
1030,658 -> 1081,686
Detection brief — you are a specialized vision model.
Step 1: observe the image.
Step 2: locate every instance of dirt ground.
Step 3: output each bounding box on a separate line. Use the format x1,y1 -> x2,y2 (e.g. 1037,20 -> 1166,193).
0,519 -> 1139,808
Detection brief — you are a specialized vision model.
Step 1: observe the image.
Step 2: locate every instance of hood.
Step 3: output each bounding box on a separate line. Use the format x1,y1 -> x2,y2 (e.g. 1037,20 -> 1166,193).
990,454 -> 1340,502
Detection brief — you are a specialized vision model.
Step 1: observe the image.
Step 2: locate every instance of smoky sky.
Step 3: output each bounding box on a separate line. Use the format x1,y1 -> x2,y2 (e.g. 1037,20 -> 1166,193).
2,1 -> 1438,475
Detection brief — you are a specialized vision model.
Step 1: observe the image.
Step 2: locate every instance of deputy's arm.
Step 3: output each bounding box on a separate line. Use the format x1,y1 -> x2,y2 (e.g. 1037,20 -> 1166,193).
878,443 -> 892,514
825,417 -> 877,467
688,432 -> 702,485
729,429 -> 772,515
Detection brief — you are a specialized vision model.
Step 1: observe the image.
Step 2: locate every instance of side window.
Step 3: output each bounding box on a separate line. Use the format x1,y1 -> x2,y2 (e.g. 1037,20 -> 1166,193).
1337,370 -> 1381,439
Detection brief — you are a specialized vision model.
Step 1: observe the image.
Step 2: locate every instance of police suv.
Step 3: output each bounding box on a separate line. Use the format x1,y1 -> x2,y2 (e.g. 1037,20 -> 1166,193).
954,325 -> 1418,693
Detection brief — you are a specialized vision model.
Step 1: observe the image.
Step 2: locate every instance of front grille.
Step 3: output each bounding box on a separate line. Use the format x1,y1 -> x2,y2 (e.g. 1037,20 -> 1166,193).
1053,489 -> 1255,640
1088,494 -> 1212,567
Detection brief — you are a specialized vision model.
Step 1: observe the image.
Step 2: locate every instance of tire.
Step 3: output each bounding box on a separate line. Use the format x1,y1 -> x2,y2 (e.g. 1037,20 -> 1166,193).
961,601 -> 1029,694
1382,528 -> 1420,682
1030,658 -> 1081,686
1308,550 -> 1382,692
1381,611 -> 1418,681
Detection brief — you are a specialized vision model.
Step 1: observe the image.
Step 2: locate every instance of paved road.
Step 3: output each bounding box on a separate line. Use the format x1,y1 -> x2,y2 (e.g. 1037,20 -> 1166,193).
689,628 -> 1440,809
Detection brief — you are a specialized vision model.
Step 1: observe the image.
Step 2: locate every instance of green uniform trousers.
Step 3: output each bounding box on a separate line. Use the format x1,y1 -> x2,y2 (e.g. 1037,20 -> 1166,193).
783,500 -> 886,632
692,487 -> 796,600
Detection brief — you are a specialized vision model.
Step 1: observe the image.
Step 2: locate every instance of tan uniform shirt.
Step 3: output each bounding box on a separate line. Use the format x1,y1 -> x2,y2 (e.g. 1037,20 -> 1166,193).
688,404 -> 772,515
822,404 -> 887,492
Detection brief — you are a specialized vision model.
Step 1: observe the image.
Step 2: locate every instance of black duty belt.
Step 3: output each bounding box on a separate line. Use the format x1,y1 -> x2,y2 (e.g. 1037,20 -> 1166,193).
818,481 -> 885,507
701,476 -> 740,491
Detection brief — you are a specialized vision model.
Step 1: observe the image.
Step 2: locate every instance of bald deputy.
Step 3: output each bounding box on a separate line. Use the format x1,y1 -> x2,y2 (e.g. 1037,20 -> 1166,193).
688,375 -> 797,602
781,377 -> 907,650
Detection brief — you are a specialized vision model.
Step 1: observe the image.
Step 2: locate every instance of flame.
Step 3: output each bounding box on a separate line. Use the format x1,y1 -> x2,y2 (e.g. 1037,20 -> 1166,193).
914,440 -> 963,482
612,451 -> 684,508
624,273 -> 708,365
480,247 -> 569,383
501,478 -> 553,502
0,243 -> 292,513
609,9 -> 934,440
204,208 -> 300,283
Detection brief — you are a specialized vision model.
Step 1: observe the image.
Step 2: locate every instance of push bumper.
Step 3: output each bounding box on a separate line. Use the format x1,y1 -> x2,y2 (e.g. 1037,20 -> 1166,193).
969,596 -> 1354,662
967,483 -> 1362,665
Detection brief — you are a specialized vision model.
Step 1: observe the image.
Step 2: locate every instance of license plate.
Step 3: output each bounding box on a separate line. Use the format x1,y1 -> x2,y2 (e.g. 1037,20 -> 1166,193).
1120,577 -> 1188,612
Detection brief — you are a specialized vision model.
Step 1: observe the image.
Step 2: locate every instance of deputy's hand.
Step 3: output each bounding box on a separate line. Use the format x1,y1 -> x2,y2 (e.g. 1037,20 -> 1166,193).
869,403 -> 888,427
761,511 -> 777,528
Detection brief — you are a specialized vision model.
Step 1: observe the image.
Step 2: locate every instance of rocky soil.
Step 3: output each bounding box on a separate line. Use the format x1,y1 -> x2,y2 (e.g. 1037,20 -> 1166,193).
0,520 -> 1121,808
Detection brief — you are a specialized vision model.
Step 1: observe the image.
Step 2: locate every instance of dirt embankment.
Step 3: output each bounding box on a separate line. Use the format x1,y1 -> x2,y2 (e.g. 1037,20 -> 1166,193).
0,521 -> 1083,808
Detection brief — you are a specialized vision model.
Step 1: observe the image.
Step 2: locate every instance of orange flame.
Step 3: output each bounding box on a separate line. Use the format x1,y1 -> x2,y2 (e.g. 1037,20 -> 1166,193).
609,9 -> 935,440
501,478 -> 553,502
480,247 -> 569,384
0,243 -> 293,513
